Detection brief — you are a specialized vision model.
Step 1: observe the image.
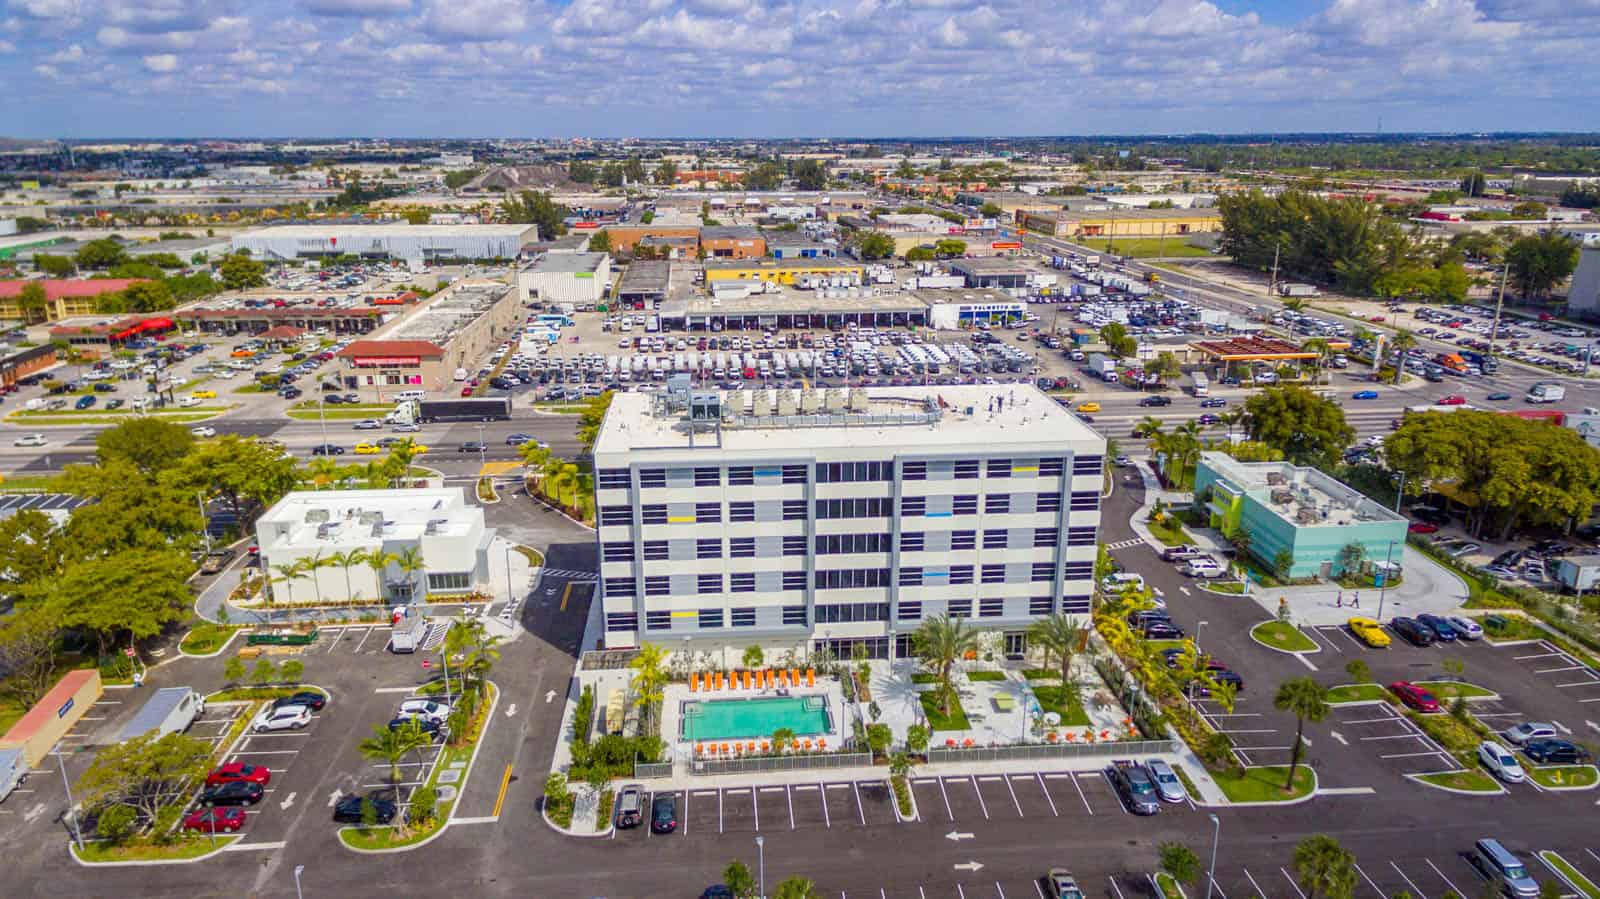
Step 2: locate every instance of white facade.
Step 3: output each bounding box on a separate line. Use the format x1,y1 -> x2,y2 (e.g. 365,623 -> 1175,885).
591,385 -> 1106,659
518,252 -> 613,305
232,224 -> 534,263
255,488 -> 492,604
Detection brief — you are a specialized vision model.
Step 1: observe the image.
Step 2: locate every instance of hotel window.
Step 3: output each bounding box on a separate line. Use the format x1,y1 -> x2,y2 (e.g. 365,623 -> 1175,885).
782,605 -> 807,626
602,577 -> 635,598
645,611 -> 671,631
602,542 -> 634,562
730,537 -> 756,558
897,601 -> 922,621
645,576 -> 670,596
1028,596 -> 1053,616
1062,594 -> 1092,614
599,506 -> 632,527
898,567 -> 923,587
695,502 -> 722,523
900,531 -> 925,552
818,461 -> 892,482
980,598 -> 1005,618
605,612 -> 638,632
1063,561 -> 1095,579
427,572 -> 470,590
948,599 -> 973,619
1069,491 -> 1099,511
985,494 -> 1011,514
900,496 -> 927,517
1073,455 -> 1103,475
901,461 -> 927,481
987,459 -> 1012,478
782,570 -> 808,591
783,535 -> 808,556
950,530 -> 976,551
1034,528 -> 1059,548
782,464 -> 809,485
949,564 -> 974,585
638,469 -> 666,488
698,609 -> 723,629
597,468 -> 631,489
642,541 -> 669,561
730,501 -> 755,523
953,495 -> 978,515
697,574 -> 723,594
953,460 -> 980,479
1036,493 -> 1062,513
694,467 -> 721,487
814,602 -> 889,623
1067,526 -> 1097,546
1031,562 -> 1056,582
782,500 -> 807,521
641,504 -> 668,525
984,529 -> 1008,549
816,497 -> 892,519
814,568 -> 890,589
1038,458 -> 1065,477
731,573 -> 756,593
728,466 -> 754,486
697,538 -> 722,559
730,607 -> 756,628
982,564 -> 1007,584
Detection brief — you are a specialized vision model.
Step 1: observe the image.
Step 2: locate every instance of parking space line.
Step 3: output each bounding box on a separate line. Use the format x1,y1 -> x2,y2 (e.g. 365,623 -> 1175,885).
719,788 -> 724,833
1536,665 -> 1585,673
787,784 -> 795,830
1034,773 -> 1058,816
1354,864 -> 1385,897
753,787 -> 760,831
1280,867 -> 1309,898
937,778 -> 954,820
1002,775 -> 1023,817
1514,652 -> 1562,660
818,785 -> 830,828
994,882 -> 1006,899
968,776 -> 990,819
1390,861 -> 1429,898
1107,876 -> 1126,899
852,782 -> 865,825
1426,858 -> 1464,895
354,626 -> 375,653
1034,880 -> 1046,899
683,786 -> 690,835
1242,868 -> 1267,898
1557,681 -> 1600,688
1362,734 -> 1427,741
1070,772 -> 1094,815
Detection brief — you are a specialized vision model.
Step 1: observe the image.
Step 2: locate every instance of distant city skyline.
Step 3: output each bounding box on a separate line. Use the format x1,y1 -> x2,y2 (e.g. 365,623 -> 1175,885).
2,0 -> 1596,138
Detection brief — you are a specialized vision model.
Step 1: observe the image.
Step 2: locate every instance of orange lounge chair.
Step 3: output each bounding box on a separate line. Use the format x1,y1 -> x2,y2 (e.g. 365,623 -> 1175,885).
802,738 -> 813,751
805,668 -> 815,687
720,742 -> 730,755
715,671 -> 724,690
744,671 -> 752,689
817,738 -> 826,750
765,670 -> 774,688
695,743 -> 704,755
747,741 -> 756,753
789,668 -> 800,686
761,740 -> 771,752
775,670 -> 786,687
690,672 -> 699,692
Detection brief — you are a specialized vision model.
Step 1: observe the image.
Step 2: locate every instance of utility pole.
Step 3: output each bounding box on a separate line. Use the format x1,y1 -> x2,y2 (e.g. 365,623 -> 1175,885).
1268,243 -> 1281,299
1488,262 -> 1509,359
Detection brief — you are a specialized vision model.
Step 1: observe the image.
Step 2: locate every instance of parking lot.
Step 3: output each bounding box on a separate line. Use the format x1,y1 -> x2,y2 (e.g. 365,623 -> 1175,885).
1190,696 -> 1300,768
1326,701 -> 1460,777
1502,640 -> 1600,711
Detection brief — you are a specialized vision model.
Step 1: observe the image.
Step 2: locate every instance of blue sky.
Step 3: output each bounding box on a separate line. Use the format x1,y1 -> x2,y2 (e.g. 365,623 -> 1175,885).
2,0 -> 1596,138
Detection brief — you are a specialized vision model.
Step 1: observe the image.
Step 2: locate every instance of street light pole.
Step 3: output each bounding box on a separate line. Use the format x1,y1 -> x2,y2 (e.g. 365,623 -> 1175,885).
1488,262 -> 1509,359
55,741 -> 84,852
756,835 -> 766,898
1195,620 -> 1208,657
1205,813 -> 1221,899
294,864 -> 305,899
1376,540 -> 1397,620
1392,470 -> 1407,514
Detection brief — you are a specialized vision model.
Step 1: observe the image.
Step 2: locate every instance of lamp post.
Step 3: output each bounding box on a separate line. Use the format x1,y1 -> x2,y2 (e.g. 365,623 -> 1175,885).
1376,540 -> 1397,620
294,864 -> 305,899
503,542 -> 514,609
755,835 -> 766,899
1392,470 -> 1407,514
1205,813 -> 1220,899
55,741 -> 84,852
1195,620 -> 1209,657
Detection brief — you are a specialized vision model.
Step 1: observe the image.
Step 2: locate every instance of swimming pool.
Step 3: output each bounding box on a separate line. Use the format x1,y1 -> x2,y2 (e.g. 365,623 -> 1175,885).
680,696 -> 831,742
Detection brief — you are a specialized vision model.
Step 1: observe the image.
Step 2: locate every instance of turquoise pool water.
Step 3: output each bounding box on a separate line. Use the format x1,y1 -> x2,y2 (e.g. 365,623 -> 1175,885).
680,696 -> 830,742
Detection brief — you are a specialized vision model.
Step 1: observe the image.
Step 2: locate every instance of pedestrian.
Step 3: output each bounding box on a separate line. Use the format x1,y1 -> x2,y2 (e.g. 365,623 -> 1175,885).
1352,591 -> 1360,609
1335,590 -> 1342,608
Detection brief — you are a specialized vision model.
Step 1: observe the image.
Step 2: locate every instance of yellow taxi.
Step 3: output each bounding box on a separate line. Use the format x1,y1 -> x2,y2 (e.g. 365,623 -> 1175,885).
1077,401 -> 1101,413
353,442 -> 383,455
191,389 -> 217,399
1347,616 -> 1391,648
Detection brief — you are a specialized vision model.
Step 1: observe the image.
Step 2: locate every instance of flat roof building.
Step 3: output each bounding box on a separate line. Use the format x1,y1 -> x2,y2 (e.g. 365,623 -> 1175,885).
231,224 -> 535,262
0,278 -> 152,323
950,257 -> 1032,289
1570,247 -> 1600,321
518,252 -> 613,306
1194,453 -> 1408,581
333,280 -> 520,398
659,288 -> 931,331
1018,207 -> 1222,240
616,260 -> 672,308
703,257 -> 864,286
699,226 -> 767,259
592,384 -> 1106,658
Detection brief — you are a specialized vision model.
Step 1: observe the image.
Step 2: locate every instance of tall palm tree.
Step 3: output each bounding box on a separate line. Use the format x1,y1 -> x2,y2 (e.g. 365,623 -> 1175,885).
1301,337 -> 1331,385
1273,676 -> 1330,791
1389,330 -> 1417,385
629,643 -> 670,731
1171,419 -> 1205,487
1219,407 -> 1248,440
359,719 -> 433,785
328,549 -> 366,604
1027,614 -> 1087,687
268,561 -> 304,605
913,615 -> 980,720
304,550 -> 328,604
307,456 -> 342,490
364,549 -> 398,603
552,462 -> 580,508
1293,834 -> 1358,899
1136,415 -> 1165,440
394,546 -> 426,601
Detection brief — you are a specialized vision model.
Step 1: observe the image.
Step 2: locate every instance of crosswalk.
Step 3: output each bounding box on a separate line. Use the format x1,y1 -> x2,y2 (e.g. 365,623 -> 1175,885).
418,621 -> 450,651
537,567 -> 598,582
1105,538 -> 1147,550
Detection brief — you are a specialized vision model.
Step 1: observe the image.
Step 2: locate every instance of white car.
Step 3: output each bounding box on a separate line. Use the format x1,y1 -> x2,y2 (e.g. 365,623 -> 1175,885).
1446,615 -> 1484,641
177,396 -> 203,408
1503,722 -> 1558,746
191,426 -> 217,438
12,434 -> 47,447
397,699 -> 450,723
1477,740 -> 1525,783
252,704 -> 312,732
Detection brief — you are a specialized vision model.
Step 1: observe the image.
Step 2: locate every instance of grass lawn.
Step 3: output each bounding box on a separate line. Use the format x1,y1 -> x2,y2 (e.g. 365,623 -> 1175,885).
1022,668 -> 1061,681
1406,710 -> 1488,758
1249,620 -> 1317,653
965,671 -> 1007,682
1155,873 -> 1184,899
71,835 -> 239,862
1326,683 -> 1388,704
1210,764 -> 1315,802
286,408 -> 390,421
1540,851 -> 1600,898
1415,769 -> 1501,792
1412,681 -> 1496,700
208,685 -> 327,702
1527,765 -> 1600,789
1031,684 -> 1091,726
0,473 -> 58,490
530,403 -> 586,414
920,691 -> 971,731
1205,581 -> 1245,594
0,696 -> 25,733
911,673 -> 938,684
179,623 -> 243,655
1078,238 -> 1215,259
1477,614 -> 1546,641
1145,639 -> 1189,654
1147,515 -> 1193,546
6,410 -> 219,425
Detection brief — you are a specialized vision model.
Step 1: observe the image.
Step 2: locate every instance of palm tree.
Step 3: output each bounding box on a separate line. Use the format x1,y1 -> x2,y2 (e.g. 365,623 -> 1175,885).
1170,419 -> 1205,488
771,727 -> 796,754
538,455 -> 565,502
1136,415 -> 1165,440
307,456 -> 342,490
629,643 -> 669,731
1273,676 -> 1330,791
268,561 -> 304,605
359,719 -> 433,785
1027,614 -> 1086,686
913,615 -> 980,720
1280,297 -> 1307,315
552,462 -> 580,509
1293,834 -> 1358,899
304,550 -> 328,604
364,550 -> 398,603
1220,407 -> 1248,440
1301,337 -> 1331,385
394,546 -> 426,601
327,550 -> 365,604
1389,330 -> 1417,385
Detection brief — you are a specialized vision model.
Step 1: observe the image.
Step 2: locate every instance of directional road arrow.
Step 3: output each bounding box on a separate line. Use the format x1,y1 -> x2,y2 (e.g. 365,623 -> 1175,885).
545,690 -> 557,703
945,831 -> 975,841
953,861 -> 985,873
279,792 -> 296,811
506,703 -> 518,718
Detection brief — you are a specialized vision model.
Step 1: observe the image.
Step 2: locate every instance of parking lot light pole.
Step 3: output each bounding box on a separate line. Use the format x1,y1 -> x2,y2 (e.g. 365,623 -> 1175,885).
1205,813 -> 1220,899
756,835 -> 766,899
294,864 -> 305,899
1392,470 -> 1407,513
1195,620 -> 1208,657
1376,540 -> 1397,620
55,741 -> 84,852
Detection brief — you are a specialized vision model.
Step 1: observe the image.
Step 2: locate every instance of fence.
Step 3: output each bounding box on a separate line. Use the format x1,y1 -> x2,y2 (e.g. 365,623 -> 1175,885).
633,761 -> 673,779
691,752 -> 873,776
927,739 -> 1174,765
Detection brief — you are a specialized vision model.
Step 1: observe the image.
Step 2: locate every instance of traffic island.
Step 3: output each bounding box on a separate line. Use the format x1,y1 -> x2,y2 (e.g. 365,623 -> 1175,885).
1325,684 -> 1388,704
177,623 -> 246,657
1539,850 -> 1600,898
1526,764 -> 1599,791
1408,769 -> 1505,794
69,834 -> 242,866
1209,765 -> 1317,804
1248,620 -> 1318,654
1411,681 -> 1498,701
1150,872 -> 1188,898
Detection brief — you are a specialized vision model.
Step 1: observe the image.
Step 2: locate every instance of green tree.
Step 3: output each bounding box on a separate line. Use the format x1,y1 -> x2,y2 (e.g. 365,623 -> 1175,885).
442,168 -> 483,190
933,238 -> 967,258
0,606 -> 62,707
121,279 -> 174,312
77,732 -> 211,824
913,614 -> 980,720
1028,614 -> 1086,687
280,659 -> 304,684
586,229 -> 612,253
1243,385 -> 1355,468
95,804 -> 138,843
979,202 -> 1003,217
744,162 -> 785,191
857,231 -> 895,260
905,246 -> 935,262
1275,677 -> 1331,791
359,719 -> 433,784
94,417 -> 195,477
1160,842 -> 1202,887
32,549 -> 191,657
1510,201 -> 1548,220
169,435 -> 299,531
576,390 -> 616,453
15,281 -> 49,324
250,657 -> 278,686
771,727 -> 797,753
34,253 -> 76,277
723,860 -> 758,899
1505,230 -> 1580,300
1460,171 -> 1487,196
0,509 -> 66,588
773,876 -> 821,899
1293,834 -> 1358,899
217,253 -> 266,289
791,159 -> 827,191
1344,659 -> 1371,683
500,190 -> 569,239
629,643 -> 669,731
652,159 -> 678,185
409,784 -> 438,826
904,723 -> 930,755
223,654 -> 246,685
74,237 -> 129,269
742,645 -> 764,670
866,723 -> 893,756
1098,322 -> 1137,358
327,549 -> 366,603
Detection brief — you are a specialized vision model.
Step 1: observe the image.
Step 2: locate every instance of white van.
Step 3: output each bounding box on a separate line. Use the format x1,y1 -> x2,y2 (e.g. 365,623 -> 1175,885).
1101,573 -> 1146,593
453,368 -> 468,382
394,390 -> 425,401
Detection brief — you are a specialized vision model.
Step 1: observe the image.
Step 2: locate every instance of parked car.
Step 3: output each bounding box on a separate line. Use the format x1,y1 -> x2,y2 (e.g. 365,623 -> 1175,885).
333,793 -> 397,824
191,426 -> 216,438
1104,762 -> 1161,815
1161,545 -> 1201,562
1140,620 -> 1185,640
1348,617 -> 1391,648
184,807 -> 247,833
201,781 -> 265,807
615,784 -> 644,829
272,691 -> 328,712
1446,615 -> 1484,640
1145,759 -> 1187,803
388,716 -> 448,738
1046,867 -> 1087,899
1503,722 -> 1559,746
651,793 -> 679,834
1521,739 -> 1591,765
206,762 -> 271,787
1389,617 -> 1437,647
1415,614 -> 1458,642
251,704 -> 312,732
1407,521 -> 1439,534
1388,681 -> 1440,712
397,699 -> 451,723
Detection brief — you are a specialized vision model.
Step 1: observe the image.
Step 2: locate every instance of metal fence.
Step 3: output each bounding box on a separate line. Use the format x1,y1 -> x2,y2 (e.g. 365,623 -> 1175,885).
692,752 -> 873,776
633,761 -> 673,779
926,739 -> 1175,765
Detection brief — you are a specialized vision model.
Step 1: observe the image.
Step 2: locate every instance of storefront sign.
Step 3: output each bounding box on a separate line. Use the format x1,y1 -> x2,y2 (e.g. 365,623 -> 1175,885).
353,357 -> 421,367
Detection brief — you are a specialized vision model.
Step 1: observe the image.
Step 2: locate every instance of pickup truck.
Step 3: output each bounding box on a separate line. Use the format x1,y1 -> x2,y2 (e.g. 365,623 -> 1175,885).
199,549 -> 236,575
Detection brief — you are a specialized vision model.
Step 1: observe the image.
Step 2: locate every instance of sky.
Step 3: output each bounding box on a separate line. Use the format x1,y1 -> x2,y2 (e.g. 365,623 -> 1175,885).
2,0 -> 1598,139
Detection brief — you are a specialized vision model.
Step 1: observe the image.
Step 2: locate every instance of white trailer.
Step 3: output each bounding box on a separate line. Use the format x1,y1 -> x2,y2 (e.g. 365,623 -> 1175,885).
116,687 -> 205,743
389,614 -> 430,653
0,748 -> 26,804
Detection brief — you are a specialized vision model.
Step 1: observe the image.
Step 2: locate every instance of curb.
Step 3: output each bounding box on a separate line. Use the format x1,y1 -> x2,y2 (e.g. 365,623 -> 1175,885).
177,627 -> 248,659
1528,765 -> 1600,792
1539,850 -> 1600,897
1211,766 -> 1321,808
1247,622 -> 1321,657
68,835 -> 242,867
891,775 -> 919,823
539,799 -> 616,838
475,477 -> 502,505
1403,769 -> 1507,796
202,684 -> 333,705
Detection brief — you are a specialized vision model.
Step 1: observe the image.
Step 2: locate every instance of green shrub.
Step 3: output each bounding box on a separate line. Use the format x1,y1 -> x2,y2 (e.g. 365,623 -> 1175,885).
409,785 -> 438,826
95,805 -> 137,844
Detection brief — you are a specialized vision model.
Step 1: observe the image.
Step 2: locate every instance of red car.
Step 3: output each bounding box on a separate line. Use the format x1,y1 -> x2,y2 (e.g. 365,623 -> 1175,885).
1408,521 -> 1439,534
459,386 -> 474,396
1389,681 -> 1440,712
183,807 -> 247,833
1436,395 -> 1466,406
206,762 -> 272,787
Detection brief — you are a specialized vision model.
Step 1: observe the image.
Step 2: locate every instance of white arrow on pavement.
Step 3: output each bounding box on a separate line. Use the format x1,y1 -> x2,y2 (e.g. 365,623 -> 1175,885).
946,831 -> 975,841
1331,731 -> 1348,746
1586,720 -> 1600,734
953,862 -> 985,873
23,803 -> 45,824
1555,720 -> 1572,735
545,690 -> 557,703
506,703 -> 518,718
327,789 -> 342,808
279,792 -> 296,811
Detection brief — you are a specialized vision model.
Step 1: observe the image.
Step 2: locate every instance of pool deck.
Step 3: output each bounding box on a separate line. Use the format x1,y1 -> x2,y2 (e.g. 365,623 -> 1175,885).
662,678 -> 847,753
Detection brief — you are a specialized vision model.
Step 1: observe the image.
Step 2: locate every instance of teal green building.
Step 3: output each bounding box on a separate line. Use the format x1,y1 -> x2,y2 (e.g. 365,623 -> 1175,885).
1194,453 -> 1408,580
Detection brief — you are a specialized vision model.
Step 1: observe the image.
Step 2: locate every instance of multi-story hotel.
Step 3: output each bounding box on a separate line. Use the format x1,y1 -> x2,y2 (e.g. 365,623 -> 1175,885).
591,383 -> 1106,660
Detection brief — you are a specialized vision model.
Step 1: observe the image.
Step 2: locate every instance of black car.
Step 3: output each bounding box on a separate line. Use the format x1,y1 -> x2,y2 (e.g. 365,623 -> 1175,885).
1104,763 -> 1160,815
459,441 -> 488,454
1199,397 -> 1227,408
650,793 -> 678,834
324,394 -> 345,404
273,691 -> 327,711
1521,739 -> 1591,765
1127,610 -> 1170,628
505,433 -> 537,446
1138,395 -> 1171,407
1389,616 -> 1436,647
1140,620 -> 1185,640
201,781 -> 264,807
280,387 -> 303,399
311,444 -> 345,456
388,716 -> 447,738
1415,613 -> 1458,642
333,793 -> 398,825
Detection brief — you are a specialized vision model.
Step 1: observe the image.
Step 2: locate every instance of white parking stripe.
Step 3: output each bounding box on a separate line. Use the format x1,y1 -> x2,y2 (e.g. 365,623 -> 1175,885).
1035,773 -> 1058,816
1070,771 -> 1094,815
1354,863 -> 1386,897
1514,652 -> 1562,660
1391,861 -> 1429,898
1536,666 -> 1585,674
1425,858 -> 1464,896
968,776 -> 989,819
1280,867 -> 1309,898
1242,868 -> 1268,898
354,626 -> 376,653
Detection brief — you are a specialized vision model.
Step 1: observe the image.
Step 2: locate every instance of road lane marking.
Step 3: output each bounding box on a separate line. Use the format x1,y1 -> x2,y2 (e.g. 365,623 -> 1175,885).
1390,861 -> 1429,898
1296,654 -> 1319,671
490,763 -> 513,819
1354,863 -> 1386,897
937,777 -> 954,821
1242,868 -> 1268,898
560,582 -> 573,611
968,775 -> 990,819
787,783 -> 795,830
1003,775 -> 1023,817
1035,773 -> 1059,816
1070,771 -> 1093,815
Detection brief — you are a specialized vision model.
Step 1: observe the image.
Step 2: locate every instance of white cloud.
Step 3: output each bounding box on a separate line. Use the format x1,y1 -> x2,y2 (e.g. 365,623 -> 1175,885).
142,52 -> 178,71
13,0 -> 79,20
0,39 -> 14,51
420,0 -> 526,40
45,41 -> 82,62
303,0 -> 413,15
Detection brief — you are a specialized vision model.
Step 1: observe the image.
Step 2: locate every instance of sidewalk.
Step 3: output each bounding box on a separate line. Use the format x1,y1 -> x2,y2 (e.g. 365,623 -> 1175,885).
1246,546 -> 1469,627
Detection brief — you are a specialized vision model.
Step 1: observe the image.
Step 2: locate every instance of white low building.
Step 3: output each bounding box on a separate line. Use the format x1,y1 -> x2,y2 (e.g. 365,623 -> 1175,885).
255,488 -> 492,604
519,252 -> 612,305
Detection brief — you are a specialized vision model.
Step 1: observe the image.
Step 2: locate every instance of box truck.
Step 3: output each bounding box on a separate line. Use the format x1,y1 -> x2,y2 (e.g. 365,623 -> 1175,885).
0,748 -> 26,804
1526,382 -> 1565,404
389,614 -> 430,653
116,687 -> 205,743
1087,353 -> 1119,383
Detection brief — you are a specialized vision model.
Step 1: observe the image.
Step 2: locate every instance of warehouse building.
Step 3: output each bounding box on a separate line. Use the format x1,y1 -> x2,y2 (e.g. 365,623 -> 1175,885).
703,257 -> 865,287
1569,247 -> 1600,321
518,252 -> 613,306
1017,206 -> 1222,240
950,258 -> 1032,289
231,224 -> 535,262
699,226 -> 767,259
602,224 -> 702,254
616,260 -> 672,309
659,290 -> 930,331
333,281 -> 520,398
592,384 -> 1106,658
